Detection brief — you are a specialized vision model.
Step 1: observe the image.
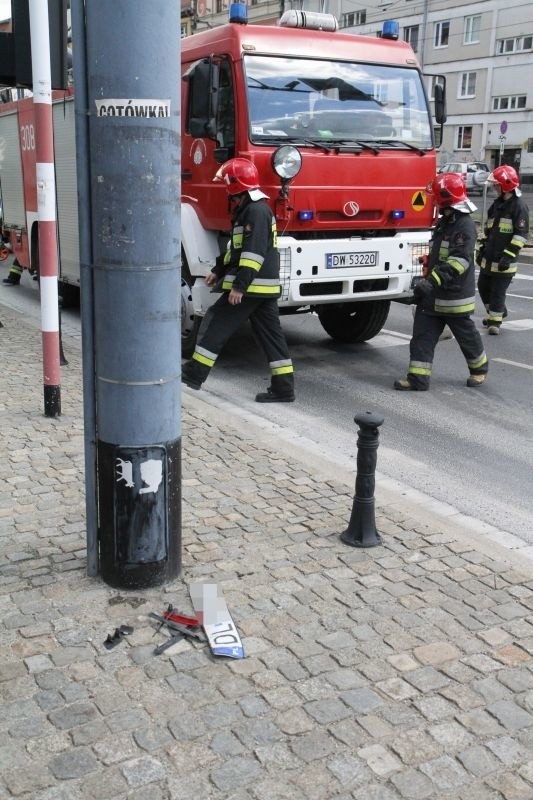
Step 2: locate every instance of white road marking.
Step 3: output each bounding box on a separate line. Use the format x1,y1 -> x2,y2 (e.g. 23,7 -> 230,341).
500,318 -> 533,330
492,357 -> 533,371
507,293 -> 533,300
381,329 -> 411,339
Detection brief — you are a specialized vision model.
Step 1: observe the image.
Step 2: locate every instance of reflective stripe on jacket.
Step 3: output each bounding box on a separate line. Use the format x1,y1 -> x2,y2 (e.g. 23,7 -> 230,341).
426,210 -> 477,317
220,197 -> 281,298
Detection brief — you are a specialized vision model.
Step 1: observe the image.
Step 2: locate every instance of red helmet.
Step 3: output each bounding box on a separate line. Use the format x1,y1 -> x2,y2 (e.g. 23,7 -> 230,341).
487,165 -> 519,192
213,158 -> 260,195
427,173 -> 467,208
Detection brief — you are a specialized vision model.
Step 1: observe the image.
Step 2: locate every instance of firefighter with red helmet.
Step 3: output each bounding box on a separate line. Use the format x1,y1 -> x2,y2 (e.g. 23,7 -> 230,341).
476,165 -> 529,335
182,158 -> 295,402
394,172 -> 488,390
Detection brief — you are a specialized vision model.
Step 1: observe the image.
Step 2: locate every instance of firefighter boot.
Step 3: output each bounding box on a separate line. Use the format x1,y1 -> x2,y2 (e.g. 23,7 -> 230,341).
181,363 -> 203,391
488,325 -> 500,335
2,273 -> 21,286
467,374 -> 486,388
255,387 -> 295,403
393,378 -> 428,392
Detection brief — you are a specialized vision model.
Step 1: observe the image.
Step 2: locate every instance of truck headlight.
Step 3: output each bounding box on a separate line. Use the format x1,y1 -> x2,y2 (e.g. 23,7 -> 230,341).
272,146 -> 302,181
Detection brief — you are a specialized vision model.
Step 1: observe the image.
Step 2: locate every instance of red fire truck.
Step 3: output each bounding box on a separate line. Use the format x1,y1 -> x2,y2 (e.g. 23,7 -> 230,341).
0,10 -> 445,355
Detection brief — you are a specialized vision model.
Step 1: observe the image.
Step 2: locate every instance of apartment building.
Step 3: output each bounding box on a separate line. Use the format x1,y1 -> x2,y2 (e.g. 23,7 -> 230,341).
194,0 -> 533,184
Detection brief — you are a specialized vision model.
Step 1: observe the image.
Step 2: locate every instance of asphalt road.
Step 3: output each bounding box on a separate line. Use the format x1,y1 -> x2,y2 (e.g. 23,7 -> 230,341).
196,264 -> 533,544
2,259 -> 533,543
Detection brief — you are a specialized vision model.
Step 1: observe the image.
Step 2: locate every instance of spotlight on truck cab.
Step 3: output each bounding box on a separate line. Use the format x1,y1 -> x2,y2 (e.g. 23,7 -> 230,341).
279,10 -> 338,32
272,146 -> 302,181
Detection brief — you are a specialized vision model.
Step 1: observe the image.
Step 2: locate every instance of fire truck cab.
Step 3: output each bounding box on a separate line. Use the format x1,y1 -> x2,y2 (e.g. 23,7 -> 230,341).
179,9 -> 443,355
0,9 -> 445,355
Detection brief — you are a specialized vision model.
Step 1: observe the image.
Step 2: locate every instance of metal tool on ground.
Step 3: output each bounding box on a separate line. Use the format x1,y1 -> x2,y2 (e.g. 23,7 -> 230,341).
148,612 -> 206,641
103,624 -> 134,650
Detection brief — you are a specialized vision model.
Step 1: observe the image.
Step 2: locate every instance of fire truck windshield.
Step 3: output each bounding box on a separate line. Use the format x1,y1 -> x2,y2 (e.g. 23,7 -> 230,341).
244,55 -> 432,150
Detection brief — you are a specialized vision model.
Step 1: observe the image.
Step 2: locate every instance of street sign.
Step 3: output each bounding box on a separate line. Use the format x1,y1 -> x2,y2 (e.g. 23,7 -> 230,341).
500,120 -> 508,135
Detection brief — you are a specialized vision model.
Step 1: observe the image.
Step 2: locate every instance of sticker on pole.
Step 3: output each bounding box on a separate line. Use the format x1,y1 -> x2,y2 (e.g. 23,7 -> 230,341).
189,583 -> 244,659
95,99 -> 171,118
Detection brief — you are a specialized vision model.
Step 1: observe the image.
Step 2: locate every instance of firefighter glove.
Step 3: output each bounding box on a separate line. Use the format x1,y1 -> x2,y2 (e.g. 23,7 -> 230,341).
475,246 -> 485,267
498,256 -> 512,272
413,278 -> 433,300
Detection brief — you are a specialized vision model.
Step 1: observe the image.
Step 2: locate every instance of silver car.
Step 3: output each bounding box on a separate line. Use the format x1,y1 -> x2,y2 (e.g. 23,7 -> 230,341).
438,161 -> 491,195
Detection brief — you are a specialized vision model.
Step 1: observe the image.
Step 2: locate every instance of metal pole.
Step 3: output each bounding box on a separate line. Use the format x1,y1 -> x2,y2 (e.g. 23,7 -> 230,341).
71,0 -> 99,577
420,0 -> 429,71
85,1 -> 181,588
340,412 -> 384,548
29,0 -> 61,417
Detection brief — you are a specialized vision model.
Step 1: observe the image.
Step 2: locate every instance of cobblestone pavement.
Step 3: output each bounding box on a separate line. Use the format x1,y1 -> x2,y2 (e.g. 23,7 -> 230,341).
2,304 -> 533,800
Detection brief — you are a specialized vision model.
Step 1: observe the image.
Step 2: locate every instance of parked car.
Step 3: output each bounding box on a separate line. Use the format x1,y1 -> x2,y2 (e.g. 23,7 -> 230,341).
437,161 -> 491,195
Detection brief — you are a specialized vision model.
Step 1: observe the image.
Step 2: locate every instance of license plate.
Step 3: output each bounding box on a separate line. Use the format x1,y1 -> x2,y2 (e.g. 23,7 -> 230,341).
326,251 -> 378,268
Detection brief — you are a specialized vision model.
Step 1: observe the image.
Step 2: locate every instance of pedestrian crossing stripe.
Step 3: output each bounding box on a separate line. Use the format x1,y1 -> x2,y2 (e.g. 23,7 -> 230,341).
411,190 -> 427,211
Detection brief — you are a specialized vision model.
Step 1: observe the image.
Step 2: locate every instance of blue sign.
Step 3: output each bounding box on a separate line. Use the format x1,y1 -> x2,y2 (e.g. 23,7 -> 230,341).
500,121 -> 508,135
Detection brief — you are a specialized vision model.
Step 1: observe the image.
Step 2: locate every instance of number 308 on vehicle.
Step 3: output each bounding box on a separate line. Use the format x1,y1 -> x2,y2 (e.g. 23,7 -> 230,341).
326,251 -> 378,268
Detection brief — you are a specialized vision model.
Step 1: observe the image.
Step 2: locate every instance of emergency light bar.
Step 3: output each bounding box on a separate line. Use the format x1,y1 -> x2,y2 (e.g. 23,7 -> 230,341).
229,2 -> 248,24
279,10 -> 338,32
381,20 -> 399,40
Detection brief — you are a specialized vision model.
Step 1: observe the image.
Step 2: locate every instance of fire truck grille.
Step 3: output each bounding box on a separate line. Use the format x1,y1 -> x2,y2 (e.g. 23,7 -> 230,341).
279,248 -> 291,301
410,242 -> 430,275
299,277 -> 389,297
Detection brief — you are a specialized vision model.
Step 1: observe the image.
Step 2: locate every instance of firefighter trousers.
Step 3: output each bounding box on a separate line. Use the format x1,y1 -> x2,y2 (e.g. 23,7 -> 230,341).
182,293 -> 294,396
477,271 -> 513,328
407,308 -> 488,390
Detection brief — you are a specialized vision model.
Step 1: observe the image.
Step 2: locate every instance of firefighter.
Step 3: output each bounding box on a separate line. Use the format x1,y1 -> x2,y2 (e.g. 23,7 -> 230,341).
181,158 -> 295,402
476,165 -> 529,335
2,258 -> 23,285
394,172 -> 488,391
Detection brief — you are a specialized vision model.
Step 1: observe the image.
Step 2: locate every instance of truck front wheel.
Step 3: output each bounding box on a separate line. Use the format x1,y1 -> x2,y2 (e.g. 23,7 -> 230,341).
317,300 -> 390,343
181,250 -> 202,359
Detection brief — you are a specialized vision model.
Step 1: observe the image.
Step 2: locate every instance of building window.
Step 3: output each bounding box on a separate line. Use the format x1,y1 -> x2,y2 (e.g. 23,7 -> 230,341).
434,20 -> 450,48
428,75 -> 445,100
456,126 -> 472,150
496,35 -> 533,54
459,72 -> 476,99
342,10 -> 366,27
464,15 -> 481,44
492,95 -> 527,111
404,25 -> 419,52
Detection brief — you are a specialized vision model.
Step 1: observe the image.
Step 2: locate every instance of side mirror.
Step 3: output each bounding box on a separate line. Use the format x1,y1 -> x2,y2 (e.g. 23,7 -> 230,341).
434,83 -> 447,125
183,57 -> 220,141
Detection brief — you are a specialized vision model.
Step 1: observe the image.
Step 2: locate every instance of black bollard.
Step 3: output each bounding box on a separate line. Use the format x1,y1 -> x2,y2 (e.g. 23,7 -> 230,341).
340,411 -> 384,548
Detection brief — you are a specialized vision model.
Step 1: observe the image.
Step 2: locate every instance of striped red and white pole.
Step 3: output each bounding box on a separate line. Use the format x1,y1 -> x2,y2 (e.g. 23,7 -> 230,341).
29,0 -> 61,417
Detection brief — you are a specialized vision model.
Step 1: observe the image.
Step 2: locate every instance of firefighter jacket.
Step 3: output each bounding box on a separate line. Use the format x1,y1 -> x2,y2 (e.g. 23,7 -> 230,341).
213,196 -> 280,298
424,209 -> 477,317
479,192 -> 529,275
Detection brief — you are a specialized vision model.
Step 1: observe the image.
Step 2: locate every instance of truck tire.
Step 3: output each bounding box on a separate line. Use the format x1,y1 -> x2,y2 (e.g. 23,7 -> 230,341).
181,249 -> 202,359
59,281 -> 80,308
317,300 -> 390,343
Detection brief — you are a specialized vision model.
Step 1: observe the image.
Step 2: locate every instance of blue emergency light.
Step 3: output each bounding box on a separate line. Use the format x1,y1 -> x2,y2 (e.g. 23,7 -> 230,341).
382,20 -> 399,40
390,209 -> 405,220
229,2 -> 248,24
298,210 -> 314,221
